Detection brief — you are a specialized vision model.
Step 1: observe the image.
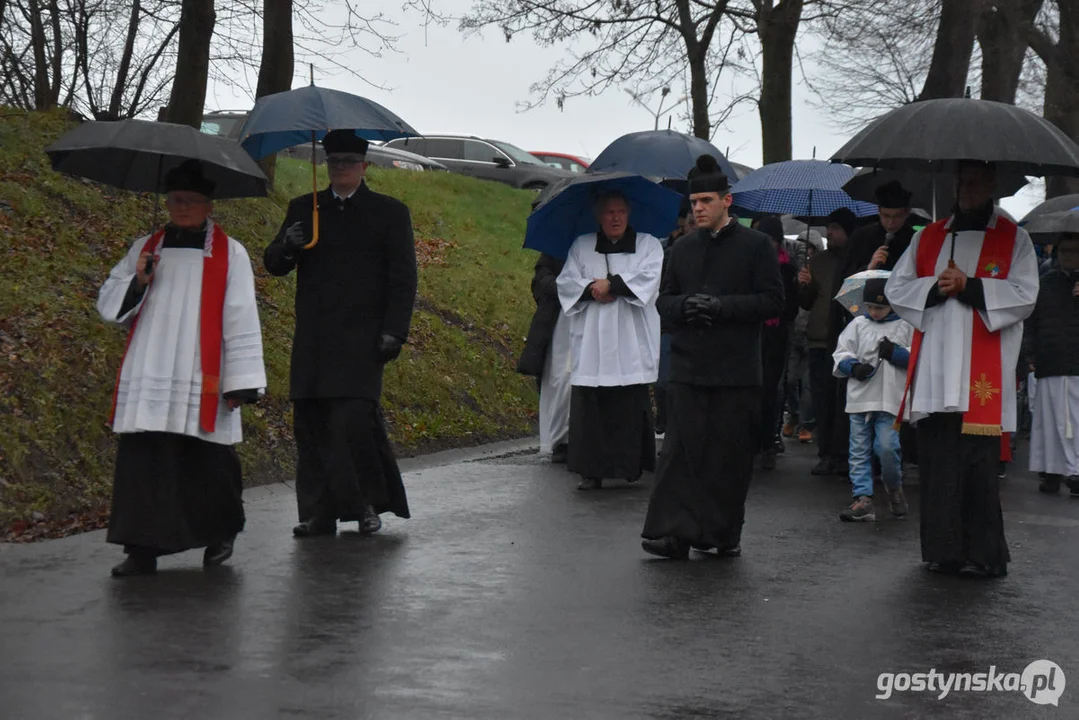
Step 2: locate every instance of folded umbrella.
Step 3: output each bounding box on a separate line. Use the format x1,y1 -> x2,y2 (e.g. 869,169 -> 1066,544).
835,269 -> 892,315
45,119 -> 268,199
524,172 -> 682,260
236,82 -> 418,247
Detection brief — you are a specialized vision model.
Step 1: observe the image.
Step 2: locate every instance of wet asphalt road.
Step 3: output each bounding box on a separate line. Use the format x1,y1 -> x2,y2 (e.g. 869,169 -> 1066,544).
1,438 -> 1078,720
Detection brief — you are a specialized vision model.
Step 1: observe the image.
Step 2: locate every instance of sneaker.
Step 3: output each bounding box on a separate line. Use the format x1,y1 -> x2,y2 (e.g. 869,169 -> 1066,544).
797,427 -> 814,443
840,496 -> 876,522
1068,477 -> 1079,498
888,488 -> 908,518
782,422 -> 796,438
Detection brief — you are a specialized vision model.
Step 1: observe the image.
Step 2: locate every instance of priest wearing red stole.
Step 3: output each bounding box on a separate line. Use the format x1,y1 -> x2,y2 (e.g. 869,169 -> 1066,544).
886,161 -> 1038,578
97,160 -> 267,577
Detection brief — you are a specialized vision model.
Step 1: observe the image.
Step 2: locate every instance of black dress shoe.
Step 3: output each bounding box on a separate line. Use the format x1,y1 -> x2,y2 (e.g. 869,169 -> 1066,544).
578,477 -> 603,490
293,518 -> 337,537
926,561 -> 964,575
961,563 -> 1008,579
203,537 -> 235,567
111,554 -> 157,577
810,458 -> 834,476
359,507 -> 382,535
641,537 -> 690,559
718,544 -> 742,558
551,444 -> 569,464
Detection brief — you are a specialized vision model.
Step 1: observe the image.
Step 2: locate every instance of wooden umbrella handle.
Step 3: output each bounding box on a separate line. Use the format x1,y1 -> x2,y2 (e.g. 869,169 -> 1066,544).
304,130 -> 320,249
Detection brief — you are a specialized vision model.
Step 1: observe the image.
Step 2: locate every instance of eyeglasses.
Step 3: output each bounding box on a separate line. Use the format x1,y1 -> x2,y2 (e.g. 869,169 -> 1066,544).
327,155 -> 365,166
166,196 -> 211,207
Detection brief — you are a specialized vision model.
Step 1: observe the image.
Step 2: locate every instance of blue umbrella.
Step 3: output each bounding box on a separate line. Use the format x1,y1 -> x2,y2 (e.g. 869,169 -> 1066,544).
524,173 -> 683,260
587,130 -> 738,181
731,160 -> 879,219
237,84 -> 418,160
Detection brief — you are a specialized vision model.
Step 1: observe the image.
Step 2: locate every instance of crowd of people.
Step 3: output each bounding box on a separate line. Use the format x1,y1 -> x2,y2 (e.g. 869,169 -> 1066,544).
91,129 -> 1077,581
520,155 -> 1078,576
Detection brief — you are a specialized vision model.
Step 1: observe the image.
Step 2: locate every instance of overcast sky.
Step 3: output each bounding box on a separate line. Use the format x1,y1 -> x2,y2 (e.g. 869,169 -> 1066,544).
205,10 -> 1042,218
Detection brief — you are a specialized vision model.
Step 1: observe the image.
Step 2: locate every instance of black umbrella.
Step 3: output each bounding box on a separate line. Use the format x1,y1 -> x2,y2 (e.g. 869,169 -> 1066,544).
45,119 -> 268,199
842,166 -> 1028,212
1020,193 -> 1079,223
1022,210 -> 1079,238
831,98 -> 1079,178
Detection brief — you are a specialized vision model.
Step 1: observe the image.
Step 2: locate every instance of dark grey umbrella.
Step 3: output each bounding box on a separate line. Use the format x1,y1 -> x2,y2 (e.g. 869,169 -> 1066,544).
842,166 -> 1028,211
831,98 -> 1079,177
45,119 -> 268,199
1020,193 -> 1079,223
1023,210 -> 1079,236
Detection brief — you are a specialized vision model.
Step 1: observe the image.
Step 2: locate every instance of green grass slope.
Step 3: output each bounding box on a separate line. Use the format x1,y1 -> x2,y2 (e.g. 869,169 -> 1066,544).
0,111 -> 540,537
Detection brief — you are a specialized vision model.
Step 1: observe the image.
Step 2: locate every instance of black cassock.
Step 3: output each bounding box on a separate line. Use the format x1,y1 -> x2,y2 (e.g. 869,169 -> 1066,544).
642,221 -> 784,550
265,183 -> 417,522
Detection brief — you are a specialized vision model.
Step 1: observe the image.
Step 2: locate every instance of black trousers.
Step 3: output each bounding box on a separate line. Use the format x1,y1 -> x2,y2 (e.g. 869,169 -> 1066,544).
760,328 -> 789,452
294,398 -> 410,523
917,413 -> 1009,569
568,384 -> 655,480
642,384 -> 760,550
808,348 -> 838,458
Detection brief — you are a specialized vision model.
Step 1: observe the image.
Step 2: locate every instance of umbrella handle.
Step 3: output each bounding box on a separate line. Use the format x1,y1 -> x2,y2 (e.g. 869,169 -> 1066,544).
304,130 -> 320,249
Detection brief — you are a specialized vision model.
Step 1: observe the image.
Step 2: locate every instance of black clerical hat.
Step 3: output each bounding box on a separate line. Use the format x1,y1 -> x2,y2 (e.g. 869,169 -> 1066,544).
164,159 -> 215,197
863,277 -> 889,306
875,180 -> 912,209
322,130 -> 370,155
687,154 -> 731,195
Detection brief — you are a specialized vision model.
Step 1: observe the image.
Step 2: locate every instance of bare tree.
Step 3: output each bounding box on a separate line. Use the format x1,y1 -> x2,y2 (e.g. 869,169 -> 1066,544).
162,0 -> 214,127
1029,0 -> 1079,197
459,0 -> 748,141
917,0 -> 982,100
979,0 -> 1045,103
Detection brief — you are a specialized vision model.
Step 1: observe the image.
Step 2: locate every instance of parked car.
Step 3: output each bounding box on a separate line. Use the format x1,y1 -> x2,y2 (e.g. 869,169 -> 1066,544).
530,151 -> 591,174
199,111 -> 446,171
383,135 -> 576,190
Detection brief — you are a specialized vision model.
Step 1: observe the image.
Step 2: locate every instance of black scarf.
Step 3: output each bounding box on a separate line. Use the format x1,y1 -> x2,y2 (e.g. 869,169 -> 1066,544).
596,226 -> 637,254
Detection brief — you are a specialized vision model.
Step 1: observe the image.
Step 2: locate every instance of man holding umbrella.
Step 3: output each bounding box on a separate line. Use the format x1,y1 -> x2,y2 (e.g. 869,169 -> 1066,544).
886,161 -> 1039,577
97,160 -> 267,576
641,155 -> 784,559
265,129 -> 417,537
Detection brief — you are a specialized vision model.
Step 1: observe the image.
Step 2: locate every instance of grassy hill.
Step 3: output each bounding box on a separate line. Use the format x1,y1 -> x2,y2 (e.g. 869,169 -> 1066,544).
0,111 -> 541,539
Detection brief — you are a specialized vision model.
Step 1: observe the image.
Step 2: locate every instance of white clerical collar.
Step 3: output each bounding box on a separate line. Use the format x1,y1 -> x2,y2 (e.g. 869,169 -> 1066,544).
332,185 -> 360,201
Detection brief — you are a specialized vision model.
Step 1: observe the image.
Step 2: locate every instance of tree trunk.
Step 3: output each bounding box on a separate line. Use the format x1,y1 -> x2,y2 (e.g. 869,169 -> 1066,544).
688,50 -> 710,140
47,0 -> 61,106
978,0 -> 1043,103
108,0 -> 141,119
917,0 -> 982,100
28,0 -> 53,108
163,0 -> 215,128
1045,0 -> 1079,198
254,0 -> 294,185
757,0 -> 803,164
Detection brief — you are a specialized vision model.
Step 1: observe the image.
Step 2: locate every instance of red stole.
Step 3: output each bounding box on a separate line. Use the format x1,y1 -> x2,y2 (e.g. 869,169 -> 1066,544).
109,225 -> 230,434
898,217 -> 1018,436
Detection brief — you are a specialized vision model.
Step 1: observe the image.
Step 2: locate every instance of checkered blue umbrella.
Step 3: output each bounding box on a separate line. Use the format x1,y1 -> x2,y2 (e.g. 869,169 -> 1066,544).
731,160 -> 879,219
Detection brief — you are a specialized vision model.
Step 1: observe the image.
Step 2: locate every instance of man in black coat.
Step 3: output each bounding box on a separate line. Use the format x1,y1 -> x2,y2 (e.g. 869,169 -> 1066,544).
516,252 -> 570,462
847,180 -> 918,273
641,155 -> 784,559
265,129 -> 418,537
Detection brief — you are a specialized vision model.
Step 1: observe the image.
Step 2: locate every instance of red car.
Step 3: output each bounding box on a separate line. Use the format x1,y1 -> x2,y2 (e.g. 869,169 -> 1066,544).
530,152 -> 592,174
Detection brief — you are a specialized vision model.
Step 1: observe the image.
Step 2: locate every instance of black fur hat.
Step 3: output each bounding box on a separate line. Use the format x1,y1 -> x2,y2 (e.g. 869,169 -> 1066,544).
875,180 -> 912,209
164,159 -> 215,198
863,277 -> 889,306
687,154 -> 730,195
321,129 -> 370,155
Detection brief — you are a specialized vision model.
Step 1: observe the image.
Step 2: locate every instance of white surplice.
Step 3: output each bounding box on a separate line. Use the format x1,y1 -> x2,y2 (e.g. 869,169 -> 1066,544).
96,227 -> 267,445
538,311 -> 572,453
885,211 -> 1039,432
556,232 -> 663,387
1029,376 -> 1079,476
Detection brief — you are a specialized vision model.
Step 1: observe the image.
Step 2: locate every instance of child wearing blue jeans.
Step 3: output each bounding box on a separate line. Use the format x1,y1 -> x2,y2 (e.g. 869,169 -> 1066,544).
833,277 -> 914,522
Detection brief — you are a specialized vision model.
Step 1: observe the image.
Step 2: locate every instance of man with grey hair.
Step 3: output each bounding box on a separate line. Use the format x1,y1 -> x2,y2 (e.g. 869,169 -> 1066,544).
556,190 -> 664,490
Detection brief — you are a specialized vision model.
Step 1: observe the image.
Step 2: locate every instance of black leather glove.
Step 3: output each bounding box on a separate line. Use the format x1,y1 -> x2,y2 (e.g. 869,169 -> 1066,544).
878,337 -> 895,361
377,334 -> 404,363
684,293 -> 723,322
851,363 -> 875,381
283,221 -> 308,252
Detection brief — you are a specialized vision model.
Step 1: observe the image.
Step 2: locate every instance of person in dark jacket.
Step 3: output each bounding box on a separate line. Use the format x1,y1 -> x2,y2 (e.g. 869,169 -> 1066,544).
848,181 -> 918,273
517,253 -> 570,462
1024,233 -> 1079,495
655,201 -> 694,436
264,129 -> 418,538
756,216 -> 800,470
641,155 -> 784,559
